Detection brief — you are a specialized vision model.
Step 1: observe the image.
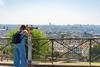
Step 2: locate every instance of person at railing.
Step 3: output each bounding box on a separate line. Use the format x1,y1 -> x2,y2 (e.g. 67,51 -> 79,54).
14,25 -> 29,67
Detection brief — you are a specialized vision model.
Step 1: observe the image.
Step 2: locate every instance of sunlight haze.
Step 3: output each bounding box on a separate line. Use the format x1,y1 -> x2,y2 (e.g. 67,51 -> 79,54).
0,0 -> 100,25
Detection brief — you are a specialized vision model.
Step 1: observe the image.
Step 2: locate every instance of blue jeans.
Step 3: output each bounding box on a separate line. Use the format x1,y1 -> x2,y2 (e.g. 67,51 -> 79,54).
14,37 -> 27,67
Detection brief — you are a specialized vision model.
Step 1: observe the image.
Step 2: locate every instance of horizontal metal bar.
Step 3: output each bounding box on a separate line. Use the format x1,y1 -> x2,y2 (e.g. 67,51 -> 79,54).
0,37 -> 100,40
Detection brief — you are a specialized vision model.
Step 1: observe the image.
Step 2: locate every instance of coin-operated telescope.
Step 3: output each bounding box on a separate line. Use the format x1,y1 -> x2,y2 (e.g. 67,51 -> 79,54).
25,25 -> 38,35
26,25 -> 38,31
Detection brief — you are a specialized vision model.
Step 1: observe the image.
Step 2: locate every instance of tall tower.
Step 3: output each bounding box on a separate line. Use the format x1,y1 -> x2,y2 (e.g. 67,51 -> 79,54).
49,22 -> 52,25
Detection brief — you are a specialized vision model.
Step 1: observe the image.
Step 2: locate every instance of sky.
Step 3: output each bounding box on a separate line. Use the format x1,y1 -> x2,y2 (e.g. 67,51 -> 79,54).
0,0 -> 100,25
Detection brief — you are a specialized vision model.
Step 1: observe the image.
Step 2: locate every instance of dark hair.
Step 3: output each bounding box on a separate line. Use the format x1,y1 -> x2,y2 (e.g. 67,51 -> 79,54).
20,25 -> 26,30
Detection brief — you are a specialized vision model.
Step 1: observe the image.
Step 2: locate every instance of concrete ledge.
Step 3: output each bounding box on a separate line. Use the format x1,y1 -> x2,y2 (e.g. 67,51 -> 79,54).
0,63 -> 100,67
0,61 -> 100,67
32,65 -> 100,67
0,64 -> 100,67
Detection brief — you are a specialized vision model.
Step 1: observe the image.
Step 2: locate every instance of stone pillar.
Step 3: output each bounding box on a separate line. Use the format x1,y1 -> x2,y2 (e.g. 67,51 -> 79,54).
28,34 -> 32,67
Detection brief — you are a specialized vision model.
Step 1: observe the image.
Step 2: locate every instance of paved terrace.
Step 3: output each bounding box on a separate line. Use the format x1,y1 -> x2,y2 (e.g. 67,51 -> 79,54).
0,37 -> 100,67
0,60 -> 100,67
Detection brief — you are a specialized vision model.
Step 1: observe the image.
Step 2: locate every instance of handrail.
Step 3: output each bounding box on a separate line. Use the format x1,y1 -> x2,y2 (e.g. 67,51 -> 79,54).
0,37 -> 100,67
0,37 -> 10,39
32,37 -> 100,40
0,37 -> 100,39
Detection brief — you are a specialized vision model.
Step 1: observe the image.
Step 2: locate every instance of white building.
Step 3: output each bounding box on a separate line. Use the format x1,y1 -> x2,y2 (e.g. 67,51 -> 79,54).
0,29 -> 7,37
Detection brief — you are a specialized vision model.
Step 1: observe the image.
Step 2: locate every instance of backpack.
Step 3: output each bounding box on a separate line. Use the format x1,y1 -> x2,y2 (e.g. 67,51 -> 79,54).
12,31 -> 24,44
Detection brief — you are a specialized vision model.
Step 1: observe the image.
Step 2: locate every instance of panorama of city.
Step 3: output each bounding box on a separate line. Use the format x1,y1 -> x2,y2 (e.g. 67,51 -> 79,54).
0,24 -> 100,67
0,0 -> 100,67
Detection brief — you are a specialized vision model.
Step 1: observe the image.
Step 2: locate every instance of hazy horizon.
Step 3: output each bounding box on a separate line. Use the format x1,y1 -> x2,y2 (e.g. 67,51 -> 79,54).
1,23 -> 100,25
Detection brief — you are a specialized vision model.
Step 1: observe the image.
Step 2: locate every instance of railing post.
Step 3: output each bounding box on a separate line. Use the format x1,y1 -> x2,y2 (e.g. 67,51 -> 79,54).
51,39 -> 54,64
89,39 -> 92,67
28,35 -> 32,67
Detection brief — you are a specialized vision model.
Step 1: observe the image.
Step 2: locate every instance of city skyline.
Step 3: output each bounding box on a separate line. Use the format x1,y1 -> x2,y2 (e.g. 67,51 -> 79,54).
0,0 -> 100,25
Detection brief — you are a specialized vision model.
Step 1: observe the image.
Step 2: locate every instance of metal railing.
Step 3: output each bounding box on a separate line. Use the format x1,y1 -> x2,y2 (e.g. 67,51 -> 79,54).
0,37 -> 100,66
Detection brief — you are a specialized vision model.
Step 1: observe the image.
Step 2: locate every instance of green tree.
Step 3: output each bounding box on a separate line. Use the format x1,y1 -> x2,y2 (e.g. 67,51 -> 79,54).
91,44 -> 100,61
5,28 -> 19,58
31,29 -> 50,59
6,28 -> 50,60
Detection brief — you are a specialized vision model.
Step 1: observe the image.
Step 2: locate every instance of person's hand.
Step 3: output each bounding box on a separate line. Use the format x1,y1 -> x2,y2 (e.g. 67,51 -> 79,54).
23,30 -> 29,36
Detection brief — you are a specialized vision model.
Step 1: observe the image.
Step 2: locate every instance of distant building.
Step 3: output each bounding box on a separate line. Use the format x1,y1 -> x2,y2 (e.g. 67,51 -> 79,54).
0,29 -> 7,37
93,33 -> 100,37
49,22 -> 52,25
